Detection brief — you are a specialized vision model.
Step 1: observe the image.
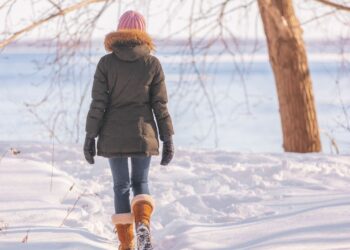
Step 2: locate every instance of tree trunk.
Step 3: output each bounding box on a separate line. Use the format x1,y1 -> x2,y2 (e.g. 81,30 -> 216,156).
257,0 -> 322,152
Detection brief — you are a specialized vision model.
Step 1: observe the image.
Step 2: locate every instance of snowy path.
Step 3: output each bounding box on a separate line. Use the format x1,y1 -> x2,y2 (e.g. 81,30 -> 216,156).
0,142 -> 349,249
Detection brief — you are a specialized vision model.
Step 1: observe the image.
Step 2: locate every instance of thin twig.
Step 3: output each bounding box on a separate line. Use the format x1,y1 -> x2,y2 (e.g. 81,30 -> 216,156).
21,229 -> 30,243
323,131 -> 340,154
314,0 -> 350,12
0,0 -> 107,48
60,183 -> 75,203
59,190 -> 86,227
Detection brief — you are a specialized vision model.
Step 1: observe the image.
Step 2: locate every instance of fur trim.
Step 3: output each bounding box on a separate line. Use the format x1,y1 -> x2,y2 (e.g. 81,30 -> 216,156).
131,194 -> 155,211
111,213 -> 134,225
104,29 -> 155,52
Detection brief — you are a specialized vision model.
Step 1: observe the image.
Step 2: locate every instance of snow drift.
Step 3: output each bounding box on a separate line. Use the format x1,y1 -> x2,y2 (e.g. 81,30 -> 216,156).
0,141 -> 349,249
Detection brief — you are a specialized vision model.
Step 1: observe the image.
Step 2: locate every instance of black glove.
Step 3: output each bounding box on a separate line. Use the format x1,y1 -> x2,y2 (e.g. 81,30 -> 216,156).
160,136 -> 174,166
84,134 -> 96,164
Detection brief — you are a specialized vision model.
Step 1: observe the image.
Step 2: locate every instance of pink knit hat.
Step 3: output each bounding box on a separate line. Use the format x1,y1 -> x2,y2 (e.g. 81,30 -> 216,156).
117,10 -> 146,31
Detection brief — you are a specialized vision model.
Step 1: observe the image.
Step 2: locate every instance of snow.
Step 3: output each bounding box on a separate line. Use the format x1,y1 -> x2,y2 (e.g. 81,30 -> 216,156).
0,141 -> 350,249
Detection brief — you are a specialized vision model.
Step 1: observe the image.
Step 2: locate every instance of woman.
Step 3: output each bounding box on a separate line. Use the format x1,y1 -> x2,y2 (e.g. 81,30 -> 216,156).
83,10 -> 175,250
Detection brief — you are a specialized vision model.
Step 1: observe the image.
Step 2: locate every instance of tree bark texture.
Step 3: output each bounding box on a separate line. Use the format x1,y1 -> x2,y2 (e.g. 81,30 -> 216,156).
258,0 -> 322,152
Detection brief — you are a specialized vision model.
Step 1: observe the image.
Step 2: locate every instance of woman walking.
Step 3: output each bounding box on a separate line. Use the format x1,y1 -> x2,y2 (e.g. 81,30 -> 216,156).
83,10 -> 175,250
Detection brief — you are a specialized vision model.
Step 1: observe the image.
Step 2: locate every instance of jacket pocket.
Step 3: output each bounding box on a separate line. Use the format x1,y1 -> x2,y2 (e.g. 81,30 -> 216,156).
141,118 -> 158,137
141,118 -> 159,150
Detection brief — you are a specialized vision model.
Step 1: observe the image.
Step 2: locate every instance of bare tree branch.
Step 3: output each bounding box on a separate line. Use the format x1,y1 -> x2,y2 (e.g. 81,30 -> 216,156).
0,0 -> 14,10
0,0 -> 107,49
315,0 -> 350,12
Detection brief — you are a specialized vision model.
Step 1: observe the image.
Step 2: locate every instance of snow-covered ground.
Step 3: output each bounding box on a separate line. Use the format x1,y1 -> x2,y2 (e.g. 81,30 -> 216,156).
0,141 -> 349,249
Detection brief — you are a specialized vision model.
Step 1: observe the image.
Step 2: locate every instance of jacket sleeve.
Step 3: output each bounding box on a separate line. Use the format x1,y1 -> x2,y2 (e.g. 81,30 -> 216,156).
150,58 -> 175,142
85,57 -> 109,138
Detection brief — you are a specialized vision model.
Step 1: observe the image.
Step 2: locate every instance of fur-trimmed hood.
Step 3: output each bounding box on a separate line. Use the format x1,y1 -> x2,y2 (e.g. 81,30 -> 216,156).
104,29 -> 155,61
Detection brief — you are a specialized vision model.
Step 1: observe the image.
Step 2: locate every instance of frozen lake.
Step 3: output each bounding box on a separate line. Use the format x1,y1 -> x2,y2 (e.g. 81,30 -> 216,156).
1,43 -> 349,153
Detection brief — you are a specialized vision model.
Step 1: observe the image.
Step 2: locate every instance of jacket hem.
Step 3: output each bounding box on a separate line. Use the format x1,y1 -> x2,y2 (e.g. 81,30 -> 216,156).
97,150 -> 159,158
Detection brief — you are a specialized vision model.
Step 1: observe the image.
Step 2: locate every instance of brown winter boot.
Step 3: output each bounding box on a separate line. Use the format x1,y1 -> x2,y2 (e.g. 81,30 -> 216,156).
111,213 -> 135,250
131,194 -> 155,250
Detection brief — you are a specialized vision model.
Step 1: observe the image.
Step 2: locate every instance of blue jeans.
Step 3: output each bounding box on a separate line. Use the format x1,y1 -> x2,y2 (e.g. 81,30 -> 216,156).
108,156 -> 151,214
